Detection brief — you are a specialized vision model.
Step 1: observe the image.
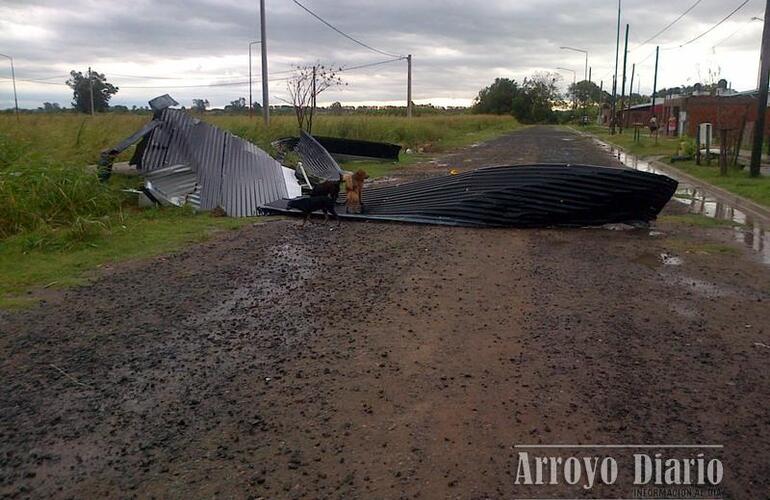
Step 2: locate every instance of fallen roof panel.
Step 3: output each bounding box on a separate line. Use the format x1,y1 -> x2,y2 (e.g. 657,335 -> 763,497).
262,164 -> 678,228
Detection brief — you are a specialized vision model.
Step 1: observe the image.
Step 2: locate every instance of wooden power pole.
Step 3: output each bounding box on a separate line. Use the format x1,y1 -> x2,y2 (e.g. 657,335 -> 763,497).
619,24 -> 629,133
610,0 -> 621,134
260,0 -> 270,126
407,54 -> 413,118
750,0 -> 770,177
88,66 -> 95,116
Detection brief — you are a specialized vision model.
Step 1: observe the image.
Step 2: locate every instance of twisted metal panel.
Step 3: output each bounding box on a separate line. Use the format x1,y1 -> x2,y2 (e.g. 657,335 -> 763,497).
296,130 -> 343,182
263,164 -> 678,228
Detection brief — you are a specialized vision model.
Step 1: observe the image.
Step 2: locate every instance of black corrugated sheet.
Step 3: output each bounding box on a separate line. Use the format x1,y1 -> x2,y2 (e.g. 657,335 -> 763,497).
273,135 -> 401,161
263,164 -> 678,227
295,130 -> 344,182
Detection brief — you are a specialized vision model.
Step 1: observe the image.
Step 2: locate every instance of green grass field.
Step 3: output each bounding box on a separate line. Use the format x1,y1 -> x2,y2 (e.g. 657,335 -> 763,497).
0,113 -> 520,167
0,112 -> 520,306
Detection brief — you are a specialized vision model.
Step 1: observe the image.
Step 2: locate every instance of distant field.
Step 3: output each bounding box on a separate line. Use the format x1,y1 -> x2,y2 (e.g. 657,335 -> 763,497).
0,112 -> 520,167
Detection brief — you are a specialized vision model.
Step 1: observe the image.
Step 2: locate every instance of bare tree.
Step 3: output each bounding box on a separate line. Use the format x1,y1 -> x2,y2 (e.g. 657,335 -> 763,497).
286,64 -> 345,133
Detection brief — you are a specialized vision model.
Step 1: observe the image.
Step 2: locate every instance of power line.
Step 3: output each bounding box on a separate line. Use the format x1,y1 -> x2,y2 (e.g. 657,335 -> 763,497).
631,0 -> 703,51
2,58 -> 405,90
339,57 -> 405,73
663,0 -> 752,50
712,14 -> 763,49
291,0 -> 402,58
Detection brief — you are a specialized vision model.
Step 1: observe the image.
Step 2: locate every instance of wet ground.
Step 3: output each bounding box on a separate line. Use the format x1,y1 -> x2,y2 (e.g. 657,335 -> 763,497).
2,126 -> 769,499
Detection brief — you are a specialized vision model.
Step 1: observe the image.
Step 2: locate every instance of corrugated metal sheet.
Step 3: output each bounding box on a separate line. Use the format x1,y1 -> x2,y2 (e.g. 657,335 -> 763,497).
143,164 -> 200,209
118,104 -> 289,216
149,94 -> 179,112
272,135 -> 401,162
188,121 -> 226,211
263,164 -> 678,227
220,135 -> 288,217
296,130 -> 344,182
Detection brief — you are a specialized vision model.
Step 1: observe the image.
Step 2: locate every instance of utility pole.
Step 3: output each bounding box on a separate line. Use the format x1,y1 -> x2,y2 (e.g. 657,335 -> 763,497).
589,67 -> 592,84
626,63 -> 635,129
750,0 -> 770,177
610,0 -> 622,134
407,54 -> 412,118
260,0 -> 270,126
249,40 -> 260,119
0,52 -> 19,121
619,24 -> 629,133
310,64 -> 316,133
651,47 -> 660,117
88,66 -> 95,116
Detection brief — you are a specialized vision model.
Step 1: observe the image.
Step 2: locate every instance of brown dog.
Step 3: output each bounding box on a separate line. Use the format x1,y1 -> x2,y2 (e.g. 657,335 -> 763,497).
310,176 -> 342,202
343,169 -> 368,214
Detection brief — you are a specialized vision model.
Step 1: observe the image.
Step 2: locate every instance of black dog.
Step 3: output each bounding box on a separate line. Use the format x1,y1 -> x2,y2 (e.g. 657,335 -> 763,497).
287,195 -> 340,226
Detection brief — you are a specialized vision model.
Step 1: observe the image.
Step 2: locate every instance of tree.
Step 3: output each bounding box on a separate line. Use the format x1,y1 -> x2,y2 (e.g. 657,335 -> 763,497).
472,78 -> 519,114
192,99 -> 209,113
287,64 -> 345,133
225,97 -> 246,112
40,102 -> 62,112
252,101 -> 262,113
66,69 -> 118,113
329,101 -> 343,115
567,81 -> 607,107
511,72 -> 562,123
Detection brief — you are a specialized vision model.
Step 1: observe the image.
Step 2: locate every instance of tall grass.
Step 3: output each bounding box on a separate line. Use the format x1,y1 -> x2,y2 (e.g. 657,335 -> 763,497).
0,113 -> 519,168
0,132 -> 125,244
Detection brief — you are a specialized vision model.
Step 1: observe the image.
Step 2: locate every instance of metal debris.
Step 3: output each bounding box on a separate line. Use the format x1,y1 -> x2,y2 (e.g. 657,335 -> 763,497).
273,134 -> 401,162
295,130 -> 344,182
264,164 -> 678,228
142,164 -> 200,209
105,97 -> 296,216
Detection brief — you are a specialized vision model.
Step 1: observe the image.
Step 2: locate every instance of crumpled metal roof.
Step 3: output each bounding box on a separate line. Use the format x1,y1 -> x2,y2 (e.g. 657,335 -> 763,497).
296,130 -> 344,183
263,164 -> 678,227
123,107 -> 289,216
143,164 -> 200,209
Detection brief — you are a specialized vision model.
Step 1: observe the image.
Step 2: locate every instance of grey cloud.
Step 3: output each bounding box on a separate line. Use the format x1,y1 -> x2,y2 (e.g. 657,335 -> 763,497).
0,0 -> 764,108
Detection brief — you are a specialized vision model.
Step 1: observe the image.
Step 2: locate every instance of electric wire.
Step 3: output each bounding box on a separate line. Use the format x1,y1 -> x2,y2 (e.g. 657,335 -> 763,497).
290,0 -> 402,58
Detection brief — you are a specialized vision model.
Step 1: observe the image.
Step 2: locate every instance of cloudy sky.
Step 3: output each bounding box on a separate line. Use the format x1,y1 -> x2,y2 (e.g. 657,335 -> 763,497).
0,0 -> 766,109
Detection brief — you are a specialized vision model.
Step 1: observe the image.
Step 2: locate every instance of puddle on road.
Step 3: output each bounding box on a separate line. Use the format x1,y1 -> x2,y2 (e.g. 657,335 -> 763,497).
593,139 -> 770,266
633,252 -> 683,269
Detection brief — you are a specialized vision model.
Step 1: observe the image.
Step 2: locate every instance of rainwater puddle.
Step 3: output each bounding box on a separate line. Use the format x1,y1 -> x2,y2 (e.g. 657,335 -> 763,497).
592,138 -> 770,266
633,252 -> 683,269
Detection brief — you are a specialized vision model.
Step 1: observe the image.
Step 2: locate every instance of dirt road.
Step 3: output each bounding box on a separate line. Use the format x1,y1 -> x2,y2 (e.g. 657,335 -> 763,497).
2,126 -> 769,499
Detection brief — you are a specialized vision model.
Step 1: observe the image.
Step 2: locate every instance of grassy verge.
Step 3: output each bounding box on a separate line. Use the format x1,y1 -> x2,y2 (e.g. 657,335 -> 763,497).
578,125 -> 770,209
579,124 -> 682,157
0,208 -> 254,308
665,160 -> 770,208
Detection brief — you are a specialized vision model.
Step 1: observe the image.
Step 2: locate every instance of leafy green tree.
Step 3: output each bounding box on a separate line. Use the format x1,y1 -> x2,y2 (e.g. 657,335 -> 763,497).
66,70 -> 118,113
511,72 -> 562,123
472,78 -> 519,114
567,81 -> 608,107
225,97 -> 246,112
192,99 -> 210,113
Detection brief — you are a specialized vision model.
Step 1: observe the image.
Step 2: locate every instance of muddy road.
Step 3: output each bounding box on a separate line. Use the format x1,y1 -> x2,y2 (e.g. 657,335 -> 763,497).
2,126 -> 769,499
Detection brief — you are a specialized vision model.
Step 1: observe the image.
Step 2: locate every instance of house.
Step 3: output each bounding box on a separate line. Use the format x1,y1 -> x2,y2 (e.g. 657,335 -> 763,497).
659,90 -> 766,139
